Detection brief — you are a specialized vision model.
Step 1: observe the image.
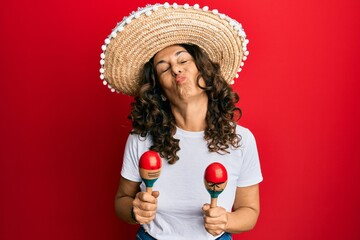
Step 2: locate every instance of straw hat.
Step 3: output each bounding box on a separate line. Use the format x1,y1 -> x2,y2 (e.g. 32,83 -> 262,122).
99,3 -> 249,95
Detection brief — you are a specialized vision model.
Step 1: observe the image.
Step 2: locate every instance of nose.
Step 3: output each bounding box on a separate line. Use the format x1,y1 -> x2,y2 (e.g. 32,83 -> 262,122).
171,64 -> 182,76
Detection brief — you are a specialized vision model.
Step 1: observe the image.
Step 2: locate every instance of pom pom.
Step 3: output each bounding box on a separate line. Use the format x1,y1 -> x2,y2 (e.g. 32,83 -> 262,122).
125,18 -> 131,24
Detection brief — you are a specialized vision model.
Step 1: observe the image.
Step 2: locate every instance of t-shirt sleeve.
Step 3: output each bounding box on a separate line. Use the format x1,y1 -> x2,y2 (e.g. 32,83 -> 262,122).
237,128 -> 263,187
120,134 -> 142,182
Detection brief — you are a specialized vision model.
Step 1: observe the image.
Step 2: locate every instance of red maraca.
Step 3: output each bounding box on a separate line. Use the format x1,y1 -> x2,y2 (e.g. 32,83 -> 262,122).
204,162 -> 228,208
139,151 -> 162,193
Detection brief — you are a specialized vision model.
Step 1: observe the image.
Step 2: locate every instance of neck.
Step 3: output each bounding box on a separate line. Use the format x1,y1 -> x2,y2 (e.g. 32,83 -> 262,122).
170,94 -> 208,132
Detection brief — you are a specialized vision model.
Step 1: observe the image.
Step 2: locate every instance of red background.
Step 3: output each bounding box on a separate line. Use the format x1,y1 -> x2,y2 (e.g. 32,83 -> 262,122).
1,0 -> 360,239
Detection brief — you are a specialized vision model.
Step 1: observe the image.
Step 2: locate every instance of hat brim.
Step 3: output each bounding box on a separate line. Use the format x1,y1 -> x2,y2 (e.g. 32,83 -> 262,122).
101,4 -> 248,95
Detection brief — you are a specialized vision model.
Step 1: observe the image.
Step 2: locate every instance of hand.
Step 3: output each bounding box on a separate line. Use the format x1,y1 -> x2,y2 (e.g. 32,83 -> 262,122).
132,191 -> 159,224
202,204 -> 229,236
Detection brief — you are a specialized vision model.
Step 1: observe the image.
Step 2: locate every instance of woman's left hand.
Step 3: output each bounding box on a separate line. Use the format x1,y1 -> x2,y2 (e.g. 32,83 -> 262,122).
202,204 -> 229,236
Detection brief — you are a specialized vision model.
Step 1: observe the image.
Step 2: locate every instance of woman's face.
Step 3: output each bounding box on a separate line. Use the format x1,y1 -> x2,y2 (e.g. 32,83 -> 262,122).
153,45 -> 207,104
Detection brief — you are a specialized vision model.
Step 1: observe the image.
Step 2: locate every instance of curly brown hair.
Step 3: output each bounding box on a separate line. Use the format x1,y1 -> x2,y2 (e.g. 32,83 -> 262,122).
129,44 -> 241,164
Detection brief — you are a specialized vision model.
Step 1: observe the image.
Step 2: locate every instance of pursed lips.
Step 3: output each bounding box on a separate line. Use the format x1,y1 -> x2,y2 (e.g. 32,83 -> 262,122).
175,75 -> 186,84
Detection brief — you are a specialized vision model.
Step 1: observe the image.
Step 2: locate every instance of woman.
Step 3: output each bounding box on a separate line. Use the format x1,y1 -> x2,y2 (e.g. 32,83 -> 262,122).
100,3 -> 262,240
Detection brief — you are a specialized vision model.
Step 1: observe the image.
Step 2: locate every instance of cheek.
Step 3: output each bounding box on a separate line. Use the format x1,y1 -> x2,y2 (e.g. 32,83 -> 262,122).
158,75 -> 173,90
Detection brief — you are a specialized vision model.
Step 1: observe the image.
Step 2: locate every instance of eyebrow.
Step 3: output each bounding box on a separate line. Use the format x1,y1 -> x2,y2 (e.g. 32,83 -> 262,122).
154,50 -> 187,68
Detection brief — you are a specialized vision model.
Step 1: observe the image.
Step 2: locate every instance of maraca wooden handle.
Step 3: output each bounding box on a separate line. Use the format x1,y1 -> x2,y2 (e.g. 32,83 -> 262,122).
210,198 -> 217,208
146,187 -> 153,194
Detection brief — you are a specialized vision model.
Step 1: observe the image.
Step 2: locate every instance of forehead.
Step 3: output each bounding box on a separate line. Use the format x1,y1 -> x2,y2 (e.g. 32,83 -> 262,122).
154,45 -> 189,63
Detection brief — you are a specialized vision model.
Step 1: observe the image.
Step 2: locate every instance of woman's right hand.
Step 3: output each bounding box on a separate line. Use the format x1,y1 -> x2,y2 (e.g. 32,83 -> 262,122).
132,191 -> 160,224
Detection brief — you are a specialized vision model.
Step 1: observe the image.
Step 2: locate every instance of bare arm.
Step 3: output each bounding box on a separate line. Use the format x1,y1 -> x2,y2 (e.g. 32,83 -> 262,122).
114,177 -> 141,224
226,184 -> 260,233
203,184 -> 260,235
115,177 -> 159,224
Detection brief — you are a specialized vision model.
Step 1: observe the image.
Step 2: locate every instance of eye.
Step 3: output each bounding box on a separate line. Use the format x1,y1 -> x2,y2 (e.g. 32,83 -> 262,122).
161,67 -> 170,73
157,64 -> 170,74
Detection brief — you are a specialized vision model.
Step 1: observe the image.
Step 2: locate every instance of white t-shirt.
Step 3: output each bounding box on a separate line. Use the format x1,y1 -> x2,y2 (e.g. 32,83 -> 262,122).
121,125 -> 263,240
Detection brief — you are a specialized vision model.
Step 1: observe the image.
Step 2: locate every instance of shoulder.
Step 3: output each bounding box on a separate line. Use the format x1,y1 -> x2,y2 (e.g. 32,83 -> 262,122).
125,131 -> 153,151
236,125 -> 255,139
235,125 -> 258,149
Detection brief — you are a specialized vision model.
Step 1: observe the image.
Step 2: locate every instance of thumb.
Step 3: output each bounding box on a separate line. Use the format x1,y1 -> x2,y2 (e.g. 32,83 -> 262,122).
202,203 -> 210,212
152,191 -> 160,198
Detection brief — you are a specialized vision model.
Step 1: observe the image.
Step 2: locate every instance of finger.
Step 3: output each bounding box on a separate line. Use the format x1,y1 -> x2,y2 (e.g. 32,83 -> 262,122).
133,197 -> 157,211
207,206 -> 227,218
209,230 -> 224,237
133,207 -> 156,223
137,192 -> 157,203
137,209 -> 157,218
139,201 -> 158,211
204,215 -> 222,225
203,207 -> 217,218
152,191 -> 160,198
202,204 -> 210,212
136,213 -> 156,225
204,222 -> 226,236
204,222 -> 224,236
204,216 -> 224,225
